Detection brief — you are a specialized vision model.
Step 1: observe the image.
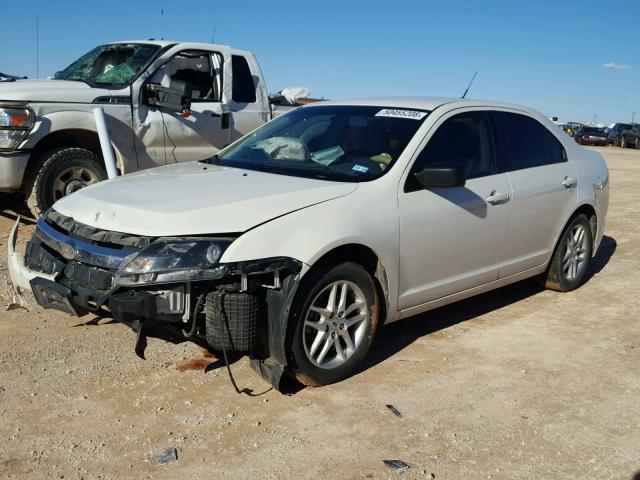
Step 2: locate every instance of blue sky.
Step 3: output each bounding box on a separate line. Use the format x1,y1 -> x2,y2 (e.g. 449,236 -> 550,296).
1,0 -> 638,124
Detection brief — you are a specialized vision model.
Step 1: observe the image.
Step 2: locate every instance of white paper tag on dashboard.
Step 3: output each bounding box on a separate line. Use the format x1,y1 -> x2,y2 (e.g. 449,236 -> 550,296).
375,108 -> 428,120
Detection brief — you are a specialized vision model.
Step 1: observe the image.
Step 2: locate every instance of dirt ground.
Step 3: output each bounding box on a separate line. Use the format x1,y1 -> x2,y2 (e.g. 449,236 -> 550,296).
0,146 -> 639,480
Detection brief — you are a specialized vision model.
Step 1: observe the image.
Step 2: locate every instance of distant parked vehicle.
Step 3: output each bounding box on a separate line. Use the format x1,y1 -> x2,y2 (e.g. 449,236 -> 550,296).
620,124 -> 640,149
574,126 -> 608,146
607,123 -> 634,146
567,122 -> 583,136
0,72 -> 27,81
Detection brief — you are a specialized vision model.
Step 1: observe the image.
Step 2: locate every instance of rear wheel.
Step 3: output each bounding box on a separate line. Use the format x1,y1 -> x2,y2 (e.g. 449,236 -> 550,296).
26,148 -> 107,217
621,136 -> 627,148
289,262 -> 379,386
540,214 -> 593,292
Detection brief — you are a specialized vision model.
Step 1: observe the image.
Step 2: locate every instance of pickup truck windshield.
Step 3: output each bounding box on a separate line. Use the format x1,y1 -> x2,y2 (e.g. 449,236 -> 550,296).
54,43 -> 161,88
212,105 -> 429,182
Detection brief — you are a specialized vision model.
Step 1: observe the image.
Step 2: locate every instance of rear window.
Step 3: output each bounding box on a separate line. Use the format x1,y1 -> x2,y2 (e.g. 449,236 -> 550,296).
232,55 -> 257,103
582,127 -> 605,135
492,112 -> 565,170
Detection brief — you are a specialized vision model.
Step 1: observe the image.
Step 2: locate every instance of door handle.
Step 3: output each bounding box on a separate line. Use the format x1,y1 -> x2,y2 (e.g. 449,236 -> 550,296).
562,176 -> 577,188
485,191 -> 510,205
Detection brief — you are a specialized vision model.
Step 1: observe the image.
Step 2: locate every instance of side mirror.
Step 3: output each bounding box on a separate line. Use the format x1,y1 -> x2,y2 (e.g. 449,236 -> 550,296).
146,78 -> 192,114
414,166 -> 466,189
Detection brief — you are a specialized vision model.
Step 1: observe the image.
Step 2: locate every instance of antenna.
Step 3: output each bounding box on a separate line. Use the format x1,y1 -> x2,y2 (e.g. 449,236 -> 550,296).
461,71 -> 477,99
36,14 -> 39,78
211,21 -> 217,44
160,1 -> 164,40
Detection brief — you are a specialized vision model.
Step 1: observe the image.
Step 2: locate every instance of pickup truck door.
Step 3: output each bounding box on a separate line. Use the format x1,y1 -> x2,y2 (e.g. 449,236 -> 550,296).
397,110 -> 511,309
131,45 -> 232,167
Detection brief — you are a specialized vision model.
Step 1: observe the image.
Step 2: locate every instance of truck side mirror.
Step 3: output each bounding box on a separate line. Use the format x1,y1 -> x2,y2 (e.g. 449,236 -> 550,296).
146,78 -> 192,114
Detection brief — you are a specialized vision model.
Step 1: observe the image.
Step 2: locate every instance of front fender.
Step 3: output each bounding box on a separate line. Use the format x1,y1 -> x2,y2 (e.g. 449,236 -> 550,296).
221,191 -> 400,320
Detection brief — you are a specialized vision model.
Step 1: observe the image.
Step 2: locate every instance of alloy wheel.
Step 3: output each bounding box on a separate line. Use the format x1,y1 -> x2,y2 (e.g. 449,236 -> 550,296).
562,224 -> 589,281
303,280 -> 369,369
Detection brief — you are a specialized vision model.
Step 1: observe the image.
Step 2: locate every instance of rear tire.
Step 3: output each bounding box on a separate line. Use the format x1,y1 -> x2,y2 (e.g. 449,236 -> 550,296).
540,214 -> 593,292
25,148 -> 107,218
288,262 -> 379,386
621,136 -> 627,148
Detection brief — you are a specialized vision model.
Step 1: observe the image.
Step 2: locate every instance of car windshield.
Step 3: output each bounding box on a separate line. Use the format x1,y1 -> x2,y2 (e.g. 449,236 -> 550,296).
583,127 -> 604,134
54,43 -> 161,88
210,105 -> 429,182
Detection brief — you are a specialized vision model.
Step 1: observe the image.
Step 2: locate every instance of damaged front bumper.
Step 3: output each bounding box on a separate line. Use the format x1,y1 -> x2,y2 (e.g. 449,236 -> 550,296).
8,213 -> 303,391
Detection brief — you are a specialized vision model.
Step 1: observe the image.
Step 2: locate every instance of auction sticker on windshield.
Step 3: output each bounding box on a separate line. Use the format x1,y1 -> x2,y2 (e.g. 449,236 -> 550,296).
375,108 -> 428,120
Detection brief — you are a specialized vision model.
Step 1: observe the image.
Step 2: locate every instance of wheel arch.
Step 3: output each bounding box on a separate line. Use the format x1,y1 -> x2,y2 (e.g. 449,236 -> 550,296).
302,243 -> 390,325
547,202 -> 598,270
24,128 -> 123,188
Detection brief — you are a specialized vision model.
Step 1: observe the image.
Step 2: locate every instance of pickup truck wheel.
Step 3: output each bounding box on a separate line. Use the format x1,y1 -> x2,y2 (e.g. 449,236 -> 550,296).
540,214 -> 593,292
620,136 -> 627,148
26,148 -> 107,217
289,262 -> 379,386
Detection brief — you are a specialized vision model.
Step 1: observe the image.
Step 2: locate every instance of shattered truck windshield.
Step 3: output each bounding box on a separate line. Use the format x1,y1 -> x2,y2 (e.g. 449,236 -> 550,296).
212,105 -> 429,182
54,43 -> 161,88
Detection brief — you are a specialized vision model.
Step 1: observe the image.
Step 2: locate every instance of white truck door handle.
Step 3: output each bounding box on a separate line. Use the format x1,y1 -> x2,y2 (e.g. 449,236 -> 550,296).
485,191 -> 510,205
562,176 -> 577,188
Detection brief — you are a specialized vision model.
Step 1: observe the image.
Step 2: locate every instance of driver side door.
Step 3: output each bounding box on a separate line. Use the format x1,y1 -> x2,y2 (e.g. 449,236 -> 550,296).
131,46 -> 231,169
159,50 -> 232,163
397,110 -> 511,309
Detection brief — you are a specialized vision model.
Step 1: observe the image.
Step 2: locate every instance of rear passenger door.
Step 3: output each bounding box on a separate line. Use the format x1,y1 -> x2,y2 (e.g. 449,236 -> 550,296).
491,111 -> 578,277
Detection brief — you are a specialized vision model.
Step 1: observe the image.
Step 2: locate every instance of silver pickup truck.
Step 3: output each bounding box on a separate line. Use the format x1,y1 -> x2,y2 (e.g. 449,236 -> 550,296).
0,40 -> 293,216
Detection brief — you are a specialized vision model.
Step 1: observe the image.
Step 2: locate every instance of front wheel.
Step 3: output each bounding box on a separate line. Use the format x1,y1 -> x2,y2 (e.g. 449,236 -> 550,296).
289,262 -> 379,386
621,136 -> 627,148
540,214 -> 593,292
26,148 -> 107,217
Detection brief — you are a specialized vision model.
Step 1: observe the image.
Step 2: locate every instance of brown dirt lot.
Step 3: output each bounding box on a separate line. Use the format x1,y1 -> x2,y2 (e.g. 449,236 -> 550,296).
1,147 -> 639,480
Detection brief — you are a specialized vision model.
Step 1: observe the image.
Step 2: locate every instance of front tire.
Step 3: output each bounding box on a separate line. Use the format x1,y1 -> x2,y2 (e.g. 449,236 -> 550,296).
621,136 -> 627,148
26,148 -> 107,217
289,262 -> 380,386
540,214 -> 593,292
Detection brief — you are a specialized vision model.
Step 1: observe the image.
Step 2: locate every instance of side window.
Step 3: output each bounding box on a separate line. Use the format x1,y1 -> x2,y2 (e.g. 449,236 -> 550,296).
160,50 -> 218,101
492,111 -> 565,170
232,55 -> 257,103
406,111 -> 496,192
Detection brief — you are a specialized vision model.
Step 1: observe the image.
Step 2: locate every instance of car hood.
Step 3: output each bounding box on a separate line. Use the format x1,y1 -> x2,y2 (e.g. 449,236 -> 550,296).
52,162 -> 358,237
0,79 -> 112,103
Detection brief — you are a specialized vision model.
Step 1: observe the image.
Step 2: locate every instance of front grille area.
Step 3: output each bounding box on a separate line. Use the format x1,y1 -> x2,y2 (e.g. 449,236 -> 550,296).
46,210 -> 154,250
26,210 -> 155,303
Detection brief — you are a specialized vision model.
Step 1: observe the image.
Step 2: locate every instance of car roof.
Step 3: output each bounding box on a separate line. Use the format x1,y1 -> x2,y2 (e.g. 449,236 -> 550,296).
306,97 -> 543,115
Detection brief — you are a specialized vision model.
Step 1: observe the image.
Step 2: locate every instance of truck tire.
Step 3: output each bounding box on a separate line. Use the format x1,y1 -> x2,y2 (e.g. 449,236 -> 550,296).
620,136 -> 627,148
26,148 -> 107,218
